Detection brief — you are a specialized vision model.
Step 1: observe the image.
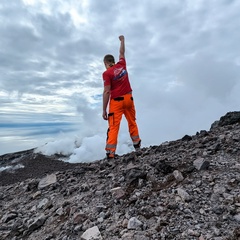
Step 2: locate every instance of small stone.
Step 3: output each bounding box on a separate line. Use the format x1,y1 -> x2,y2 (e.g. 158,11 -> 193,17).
177,188 -> 192,202
173,170 -> 184,182
127,217 -> 143,230
188,229 -> 200,237
199,235 -> 205,240
38,174 -> 57,190
213,184 -> 226,194
199,208 -> 205,215
32,191 -> 41,199
28,214 -> 47,232
234,214 -> 240,222
110,187 -> 125,199
97,217 -> 104,223
1,212 -> 18,223
37,198 -> 51,209
73,213 -> 88,225
193,158 -> 210,170
81,226 -> 102,240
122,219 -> 128,228
55,207 -> 64,216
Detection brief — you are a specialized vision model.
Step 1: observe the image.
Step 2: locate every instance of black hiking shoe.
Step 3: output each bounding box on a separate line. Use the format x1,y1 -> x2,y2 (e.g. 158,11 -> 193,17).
106,152 -> 118,159
134,140 -> 141,150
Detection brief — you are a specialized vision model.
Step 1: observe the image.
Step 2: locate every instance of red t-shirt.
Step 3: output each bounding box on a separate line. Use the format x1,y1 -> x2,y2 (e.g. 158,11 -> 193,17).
102,58 -> 132,99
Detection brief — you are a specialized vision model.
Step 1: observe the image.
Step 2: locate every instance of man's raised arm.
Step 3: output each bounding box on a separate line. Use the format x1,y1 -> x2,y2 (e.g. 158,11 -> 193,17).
119,35 -> 125,59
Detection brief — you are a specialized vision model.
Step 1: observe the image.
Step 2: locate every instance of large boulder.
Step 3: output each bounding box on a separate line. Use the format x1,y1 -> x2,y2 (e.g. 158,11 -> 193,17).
210,111 -> 240,130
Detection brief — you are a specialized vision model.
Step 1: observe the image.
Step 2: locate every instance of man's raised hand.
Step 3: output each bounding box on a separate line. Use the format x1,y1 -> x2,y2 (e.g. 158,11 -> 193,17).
119,35 -> 124,41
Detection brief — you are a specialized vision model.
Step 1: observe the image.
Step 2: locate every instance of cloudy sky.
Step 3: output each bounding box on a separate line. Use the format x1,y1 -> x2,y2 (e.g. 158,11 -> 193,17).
1,0 -> 240,161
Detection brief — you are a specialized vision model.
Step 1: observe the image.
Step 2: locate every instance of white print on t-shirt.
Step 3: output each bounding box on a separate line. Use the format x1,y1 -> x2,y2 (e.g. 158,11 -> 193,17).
114,67 -> 123,76
113,67 -> 127,81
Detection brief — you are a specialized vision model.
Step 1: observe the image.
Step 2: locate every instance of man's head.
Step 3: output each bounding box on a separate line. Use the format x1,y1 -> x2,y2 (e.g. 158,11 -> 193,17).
103,54 -> 115,68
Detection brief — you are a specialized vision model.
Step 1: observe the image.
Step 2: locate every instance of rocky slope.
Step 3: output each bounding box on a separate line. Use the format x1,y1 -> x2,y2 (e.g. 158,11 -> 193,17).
0,112 -> 240,240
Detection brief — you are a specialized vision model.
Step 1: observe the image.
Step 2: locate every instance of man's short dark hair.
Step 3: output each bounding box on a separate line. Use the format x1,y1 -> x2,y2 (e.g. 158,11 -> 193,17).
104,54 -> 115,64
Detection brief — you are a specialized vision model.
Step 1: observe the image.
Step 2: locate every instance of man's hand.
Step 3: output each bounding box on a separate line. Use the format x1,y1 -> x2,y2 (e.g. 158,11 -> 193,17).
102,110 -> 108,120
119,35 -> 124,41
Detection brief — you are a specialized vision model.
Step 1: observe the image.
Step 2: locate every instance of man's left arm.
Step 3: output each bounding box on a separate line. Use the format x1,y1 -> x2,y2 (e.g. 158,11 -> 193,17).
102,85 -> 110,120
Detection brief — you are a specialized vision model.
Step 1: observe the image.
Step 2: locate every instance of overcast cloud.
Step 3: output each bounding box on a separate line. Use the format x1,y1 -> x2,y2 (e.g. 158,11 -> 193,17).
1,0 -> 240,161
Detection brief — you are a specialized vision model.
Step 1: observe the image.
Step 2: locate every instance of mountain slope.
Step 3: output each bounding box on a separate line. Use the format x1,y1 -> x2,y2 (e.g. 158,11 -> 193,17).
0,112 -> 240,240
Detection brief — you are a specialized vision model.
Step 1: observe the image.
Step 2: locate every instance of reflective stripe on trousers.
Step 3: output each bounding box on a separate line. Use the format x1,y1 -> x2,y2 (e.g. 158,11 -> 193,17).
131,135 -> 141,145
105,93 -> 141,153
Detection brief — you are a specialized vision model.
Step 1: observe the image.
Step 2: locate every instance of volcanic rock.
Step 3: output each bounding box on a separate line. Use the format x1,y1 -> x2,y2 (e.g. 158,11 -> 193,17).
0,111 -> 240,239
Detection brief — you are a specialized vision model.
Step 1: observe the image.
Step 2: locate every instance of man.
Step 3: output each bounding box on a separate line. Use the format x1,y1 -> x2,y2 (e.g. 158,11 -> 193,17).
102,35 -> 141,159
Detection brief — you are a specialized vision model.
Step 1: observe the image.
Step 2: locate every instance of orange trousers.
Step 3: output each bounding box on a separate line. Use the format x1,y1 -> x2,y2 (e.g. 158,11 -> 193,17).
106,93 -> 141,155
